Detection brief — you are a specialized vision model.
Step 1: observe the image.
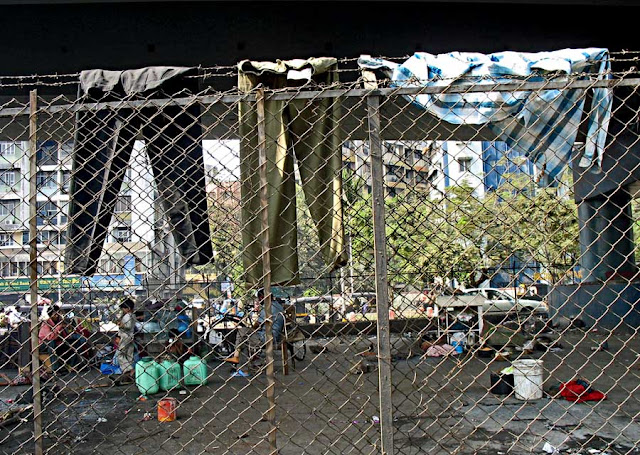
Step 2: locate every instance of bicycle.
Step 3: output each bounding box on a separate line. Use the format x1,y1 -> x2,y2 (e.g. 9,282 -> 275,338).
202,305 -> 307,368
200,312 -> 245,361
280,303 -> 307,366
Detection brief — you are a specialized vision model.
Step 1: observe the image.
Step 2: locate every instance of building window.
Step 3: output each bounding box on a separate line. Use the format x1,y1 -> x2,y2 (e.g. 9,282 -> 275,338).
416,170 -> 433,185
37,261 -> 57,275
36,171 -> 57,189
0,233 -> 14,246
0,170 -> 17,188
10,261 -> 28,276
0,261 -> 9,277
458,157 -> 472,172
114,195 -> 132,213
58,201 -> 68,224
0,142 -> 16,157
61,171 -> 71,193
22,231 -> 29,244
121,168 -> 132,193
385,164 -> 404,183
60,141 -> 73,158
112,227 -> 131,243
0,200 -> 19,225
37,230 -> 61,245
36,201 -> 58,225
36,141 -> 58,166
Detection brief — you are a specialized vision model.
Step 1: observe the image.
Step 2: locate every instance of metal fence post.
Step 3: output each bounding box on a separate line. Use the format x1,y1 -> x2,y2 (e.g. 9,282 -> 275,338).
28,89 -> 44,455
257,87 -> 278,454
367,93 -> 395,454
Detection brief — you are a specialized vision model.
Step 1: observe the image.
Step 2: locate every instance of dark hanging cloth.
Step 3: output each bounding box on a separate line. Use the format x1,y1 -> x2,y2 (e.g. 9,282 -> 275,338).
65,66 -> 213,275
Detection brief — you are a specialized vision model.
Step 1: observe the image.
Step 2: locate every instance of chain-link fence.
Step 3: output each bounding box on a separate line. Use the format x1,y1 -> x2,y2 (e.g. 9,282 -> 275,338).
0,50 -> 639,455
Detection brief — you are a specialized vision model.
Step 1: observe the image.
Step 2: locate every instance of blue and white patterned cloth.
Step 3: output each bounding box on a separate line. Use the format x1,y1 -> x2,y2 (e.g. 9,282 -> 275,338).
358,48 -> 612,181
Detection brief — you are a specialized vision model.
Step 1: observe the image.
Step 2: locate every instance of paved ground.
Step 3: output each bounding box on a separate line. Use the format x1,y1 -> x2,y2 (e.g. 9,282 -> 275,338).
1,326 -> 639,455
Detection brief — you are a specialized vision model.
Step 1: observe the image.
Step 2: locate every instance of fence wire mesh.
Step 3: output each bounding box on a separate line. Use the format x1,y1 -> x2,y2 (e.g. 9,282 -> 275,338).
0,51 -> 639,455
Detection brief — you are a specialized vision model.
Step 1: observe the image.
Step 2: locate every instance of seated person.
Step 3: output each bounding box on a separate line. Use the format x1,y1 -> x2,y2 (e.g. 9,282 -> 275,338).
226,288 -> 286,376
68,316 -> 93,360
165,328 -> 192,363
38,306 -> 81,374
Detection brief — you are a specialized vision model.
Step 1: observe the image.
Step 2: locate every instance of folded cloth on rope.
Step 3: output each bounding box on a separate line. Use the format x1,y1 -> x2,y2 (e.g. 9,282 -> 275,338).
559,379 -> 607,402
358,48 -> 612,181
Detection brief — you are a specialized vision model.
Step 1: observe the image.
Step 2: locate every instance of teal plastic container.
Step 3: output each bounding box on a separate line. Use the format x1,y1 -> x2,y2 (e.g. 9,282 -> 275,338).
183,355 -> 208,386
158,358 -> 182,391
135,357 -> 160,396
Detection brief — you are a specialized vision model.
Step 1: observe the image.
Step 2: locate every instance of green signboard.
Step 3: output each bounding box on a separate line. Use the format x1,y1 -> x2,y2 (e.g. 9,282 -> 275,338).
0,276 -> 82,292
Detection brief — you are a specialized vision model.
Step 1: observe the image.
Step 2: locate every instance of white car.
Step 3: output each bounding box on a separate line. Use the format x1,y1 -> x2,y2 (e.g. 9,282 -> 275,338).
459,288 -> 548,316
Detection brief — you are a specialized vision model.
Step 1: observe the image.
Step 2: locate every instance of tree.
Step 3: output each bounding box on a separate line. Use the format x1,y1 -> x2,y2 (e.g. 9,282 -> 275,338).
480,173 -> 580,284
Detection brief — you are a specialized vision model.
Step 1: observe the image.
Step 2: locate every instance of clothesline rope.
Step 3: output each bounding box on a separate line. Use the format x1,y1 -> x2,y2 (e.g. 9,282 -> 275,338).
0,50 -> 639,87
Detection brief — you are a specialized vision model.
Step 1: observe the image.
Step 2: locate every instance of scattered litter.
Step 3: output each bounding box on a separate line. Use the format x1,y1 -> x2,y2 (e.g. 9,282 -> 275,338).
96,417 -> 107,423
590,341 -> 609,352
179,390 -> 187,395
142,412 -> 152,421
542,442 -> 559,454
137,395 -> 148,401
559,379 -> 606,402
372,416 -> 380,424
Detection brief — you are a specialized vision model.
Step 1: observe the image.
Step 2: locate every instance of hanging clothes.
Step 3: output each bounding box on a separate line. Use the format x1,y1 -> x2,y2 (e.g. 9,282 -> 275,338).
358,48 -> 612,182
65,66 -> 213,275
238,57 -> 347,286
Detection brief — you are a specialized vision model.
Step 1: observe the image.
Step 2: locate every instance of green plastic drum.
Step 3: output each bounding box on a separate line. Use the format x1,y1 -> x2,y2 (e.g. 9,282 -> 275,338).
135,357 -> 160,395
158,358 -> 182,391
183,355 -> 208,386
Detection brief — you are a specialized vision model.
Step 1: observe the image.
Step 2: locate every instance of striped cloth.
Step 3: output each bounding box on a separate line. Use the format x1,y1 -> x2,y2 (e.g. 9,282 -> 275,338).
358,48 -> 612,181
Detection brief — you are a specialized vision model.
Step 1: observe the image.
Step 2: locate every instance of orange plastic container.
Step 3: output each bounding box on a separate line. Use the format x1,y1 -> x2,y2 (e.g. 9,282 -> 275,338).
158,397 -> 177,422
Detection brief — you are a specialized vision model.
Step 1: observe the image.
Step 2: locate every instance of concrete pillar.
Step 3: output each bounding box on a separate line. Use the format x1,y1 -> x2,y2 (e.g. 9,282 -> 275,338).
578,189 -> 637,282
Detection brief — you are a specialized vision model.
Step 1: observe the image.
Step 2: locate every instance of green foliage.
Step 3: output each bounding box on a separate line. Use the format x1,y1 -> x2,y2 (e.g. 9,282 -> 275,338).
302,287 -> 323,297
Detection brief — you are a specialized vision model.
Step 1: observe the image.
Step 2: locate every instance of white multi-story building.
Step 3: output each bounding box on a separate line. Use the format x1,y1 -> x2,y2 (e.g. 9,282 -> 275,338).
0,139 -> 165,299
344,139 -> 539,200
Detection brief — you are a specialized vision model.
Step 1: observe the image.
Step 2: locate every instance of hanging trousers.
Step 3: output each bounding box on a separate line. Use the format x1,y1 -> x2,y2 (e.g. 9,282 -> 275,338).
65,67 -> 213,275
238,58 -> 348,286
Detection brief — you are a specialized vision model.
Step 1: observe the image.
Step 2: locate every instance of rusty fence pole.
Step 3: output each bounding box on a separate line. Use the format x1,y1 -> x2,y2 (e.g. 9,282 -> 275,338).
367,92 -> 395,454
256,87 -> 278,454
29,89 -> 44,455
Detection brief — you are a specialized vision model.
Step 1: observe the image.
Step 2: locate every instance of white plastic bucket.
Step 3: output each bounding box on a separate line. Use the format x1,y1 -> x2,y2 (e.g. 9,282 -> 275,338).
512,359 -> 544,400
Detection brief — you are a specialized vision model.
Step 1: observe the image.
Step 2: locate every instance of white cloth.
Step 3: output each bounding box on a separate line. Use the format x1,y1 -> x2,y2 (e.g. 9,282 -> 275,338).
6,307 -> 27,328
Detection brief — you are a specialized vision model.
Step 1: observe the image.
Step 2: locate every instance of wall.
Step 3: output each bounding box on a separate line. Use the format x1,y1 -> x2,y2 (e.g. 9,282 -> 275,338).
548,283 -> 640,331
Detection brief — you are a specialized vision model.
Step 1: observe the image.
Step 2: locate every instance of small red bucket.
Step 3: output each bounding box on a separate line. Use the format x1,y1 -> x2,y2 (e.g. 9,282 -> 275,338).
158,397 -> 177,422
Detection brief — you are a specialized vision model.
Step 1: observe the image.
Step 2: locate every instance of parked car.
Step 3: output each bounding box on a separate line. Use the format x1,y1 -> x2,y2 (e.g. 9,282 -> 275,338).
449,288 -> 548,316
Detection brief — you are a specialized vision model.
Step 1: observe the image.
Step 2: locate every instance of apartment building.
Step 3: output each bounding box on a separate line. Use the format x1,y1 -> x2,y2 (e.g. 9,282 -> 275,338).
0,140 -> 158,301
344,139 -> 538,199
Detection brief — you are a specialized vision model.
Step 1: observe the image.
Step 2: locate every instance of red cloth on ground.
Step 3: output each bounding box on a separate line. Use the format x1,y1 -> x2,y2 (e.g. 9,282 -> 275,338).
560,380 -> 607,402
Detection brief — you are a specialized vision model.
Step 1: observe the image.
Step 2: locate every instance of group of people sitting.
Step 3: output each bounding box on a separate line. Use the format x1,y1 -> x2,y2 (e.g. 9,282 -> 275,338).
38,304 -> 93,376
